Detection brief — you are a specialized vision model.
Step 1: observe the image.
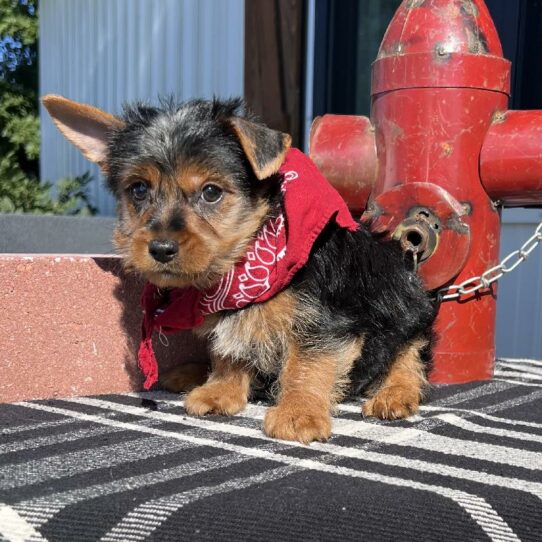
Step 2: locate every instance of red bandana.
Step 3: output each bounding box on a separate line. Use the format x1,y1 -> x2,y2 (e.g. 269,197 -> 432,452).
138,148 -> 358,388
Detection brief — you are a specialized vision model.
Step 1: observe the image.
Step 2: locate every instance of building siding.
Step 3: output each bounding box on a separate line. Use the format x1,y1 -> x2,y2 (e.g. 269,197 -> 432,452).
40,0 -> 244,216
496,209 -> 542,359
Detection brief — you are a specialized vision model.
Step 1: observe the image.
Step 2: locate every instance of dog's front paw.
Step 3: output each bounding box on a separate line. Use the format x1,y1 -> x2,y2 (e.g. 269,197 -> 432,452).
263,404 -> 332,444
184,382 -> 247,416
362,385 -> 420,420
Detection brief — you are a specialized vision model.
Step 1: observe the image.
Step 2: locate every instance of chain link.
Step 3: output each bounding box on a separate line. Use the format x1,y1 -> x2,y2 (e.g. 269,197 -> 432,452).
437,222 -> 542,302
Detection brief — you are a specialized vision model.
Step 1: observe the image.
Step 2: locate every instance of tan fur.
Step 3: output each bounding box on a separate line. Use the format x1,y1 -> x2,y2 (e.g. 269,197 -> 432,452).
263,344 -> 337,444
153,198 -> 269,290
261,336 -> 363,443
255,144 -> 291,179
113,160 -> 271,289
197,290 -> 297,374
41,95 -> 123,170
362,337 -> 428,420
229,117 -> 292,180
184,355 -> 252,416
119,163 -> 162,190
173,163 -> 235,195
193,291 -> 364,443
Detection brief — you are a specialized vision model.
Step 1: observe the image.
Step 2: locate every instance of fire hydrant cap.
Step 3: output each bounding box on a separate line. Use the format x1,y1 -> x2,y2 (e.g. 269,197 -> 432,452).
379,0 -> 503,58
372,0 -> 511,95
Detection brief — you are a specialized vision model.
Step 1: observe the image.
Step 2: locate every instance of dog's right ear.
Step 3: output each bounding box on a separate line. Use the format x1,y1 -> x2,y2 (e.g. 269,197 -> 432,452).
42,95 -> 124,172
228,117 -> 292,181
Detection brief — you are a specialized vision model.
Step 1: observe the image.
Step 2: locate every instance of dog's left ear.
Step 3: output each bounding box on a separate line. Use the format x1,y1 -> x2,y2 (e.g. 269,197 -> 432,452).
42,95 -> 124,172
229,117 -> 292,180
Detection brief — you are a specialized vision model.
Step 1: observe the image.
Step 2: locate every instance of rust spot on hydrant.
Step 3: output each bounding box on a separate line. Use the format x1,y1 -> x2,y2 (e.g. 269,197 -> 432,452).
440,142 -> 453,157
491,110 -> 507,124
460,0 -> 479,18
405,0 -> 426,9
461,202 -> 473,215
465,28 -> 488,54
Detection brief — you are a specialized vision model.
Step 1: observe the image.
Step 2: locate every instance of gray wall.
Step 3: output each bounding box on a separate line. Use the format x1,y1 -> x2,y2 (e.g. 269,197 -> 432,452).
0,214 -> 116,254
496,209 -> 542,359
40,0 -> 245,216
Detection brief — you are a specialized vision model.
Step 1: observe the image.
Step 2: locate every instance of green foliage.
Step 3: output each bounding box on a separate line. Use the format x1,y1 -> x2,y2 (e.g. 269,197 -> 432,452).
0,170 -> 98,215
0,0 -> 96,215
0,0 -> 38,87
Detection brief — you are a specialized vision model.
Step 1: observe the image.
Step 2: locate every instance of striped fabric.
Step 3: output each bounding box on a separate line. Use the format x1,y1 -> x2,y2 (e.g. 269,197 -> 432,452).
1,360 -> 541,541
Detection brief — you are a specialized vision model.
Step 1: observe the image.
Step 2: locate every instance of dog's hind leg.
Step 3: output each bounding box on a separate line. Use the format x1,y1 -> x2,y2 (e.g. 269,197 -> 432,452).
362,337 -> 429,420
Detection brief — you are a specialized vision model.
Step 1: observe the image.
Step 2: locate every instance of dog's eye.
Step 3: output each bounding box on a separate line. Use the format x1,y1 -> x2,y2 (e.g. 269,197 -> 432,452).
130,181 -> 149,202
201,184 -> 223,203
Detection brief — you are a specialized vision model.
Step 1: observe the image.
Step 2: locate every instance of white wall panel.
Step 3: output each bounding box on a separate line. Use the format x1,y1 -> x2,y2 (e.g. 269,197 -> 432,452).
40,0 -> 245,215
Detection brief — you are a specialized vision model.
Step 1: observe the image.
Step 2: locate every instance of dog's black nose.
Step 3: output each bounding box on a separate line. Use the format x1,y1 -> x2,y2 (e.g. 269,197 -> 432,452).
149,239 -> 178,263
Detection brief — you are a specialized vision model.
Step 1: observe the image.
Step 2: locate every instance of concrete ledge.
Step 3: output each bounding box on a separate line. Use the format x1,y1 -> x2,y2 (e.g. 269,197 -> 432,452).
0,254 -> 208,403
0,214 -> 116,253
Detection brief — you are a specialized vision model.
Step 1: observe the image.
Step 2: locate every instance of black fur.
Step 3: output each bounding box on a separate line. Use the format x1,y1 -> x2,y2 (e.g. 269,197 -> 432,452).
291,223 -> 437,395
106,98 -> 257,195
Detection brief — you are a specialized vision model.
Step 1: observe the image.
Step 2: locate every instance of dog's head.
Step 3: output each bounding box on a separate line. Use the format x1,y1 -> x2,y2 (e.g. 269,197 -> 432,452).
42,96 -> 291,288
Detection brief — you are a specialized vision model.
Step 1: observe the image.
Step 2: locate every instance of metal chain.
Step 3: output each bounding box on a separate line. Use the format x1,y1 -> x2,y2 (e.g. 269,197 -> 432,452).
437,222 -> 542,302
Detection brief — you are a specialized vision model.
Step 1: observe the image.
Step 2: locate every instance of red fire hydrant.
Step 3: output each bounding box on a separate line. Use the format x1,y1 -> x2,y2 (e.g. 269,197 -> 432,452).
310,0 -> 542,384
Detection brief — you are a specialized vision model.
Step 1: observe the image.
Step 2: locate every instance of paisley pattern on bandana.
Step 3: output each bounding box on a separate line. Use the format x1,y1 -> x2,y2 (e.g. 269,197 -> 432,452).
200,213 -> 286,312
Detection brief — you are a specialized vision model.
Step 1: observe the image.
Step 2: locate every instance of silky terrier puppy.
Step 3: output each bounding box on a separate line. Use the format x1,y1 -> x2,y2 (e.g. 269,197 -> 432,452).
43,95 -> 436,443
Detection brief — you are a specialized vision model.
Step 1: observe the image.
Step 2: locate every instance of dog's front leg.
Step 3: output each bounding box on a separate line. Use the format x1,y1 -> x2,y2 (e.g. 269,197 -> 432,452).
263,345 -> 336,444
184,355 -> 251,416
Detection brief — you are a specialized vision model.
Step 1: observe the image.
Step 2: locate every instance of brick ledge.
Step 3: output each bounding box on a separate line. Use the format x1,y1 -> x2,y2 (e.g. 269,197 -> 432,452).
0,254 -> 207,403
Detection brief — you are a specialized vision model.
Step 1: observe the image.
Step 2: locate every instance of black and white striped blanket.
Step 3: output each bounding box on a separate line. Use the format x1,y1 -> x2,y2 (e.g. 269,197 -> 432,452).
1,359 -> 541,541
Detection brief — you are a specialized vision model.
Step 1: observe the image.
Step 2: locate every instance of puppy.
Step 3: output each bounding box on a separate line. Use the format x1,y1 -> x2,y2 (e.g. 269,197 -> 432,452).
43,95 -> 436,443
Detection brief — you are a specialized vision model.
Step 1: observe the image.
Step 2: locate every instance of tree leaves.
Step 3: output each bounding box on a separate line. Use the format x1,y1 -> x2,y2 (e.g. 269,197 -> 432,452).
0,0 -> 96,215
